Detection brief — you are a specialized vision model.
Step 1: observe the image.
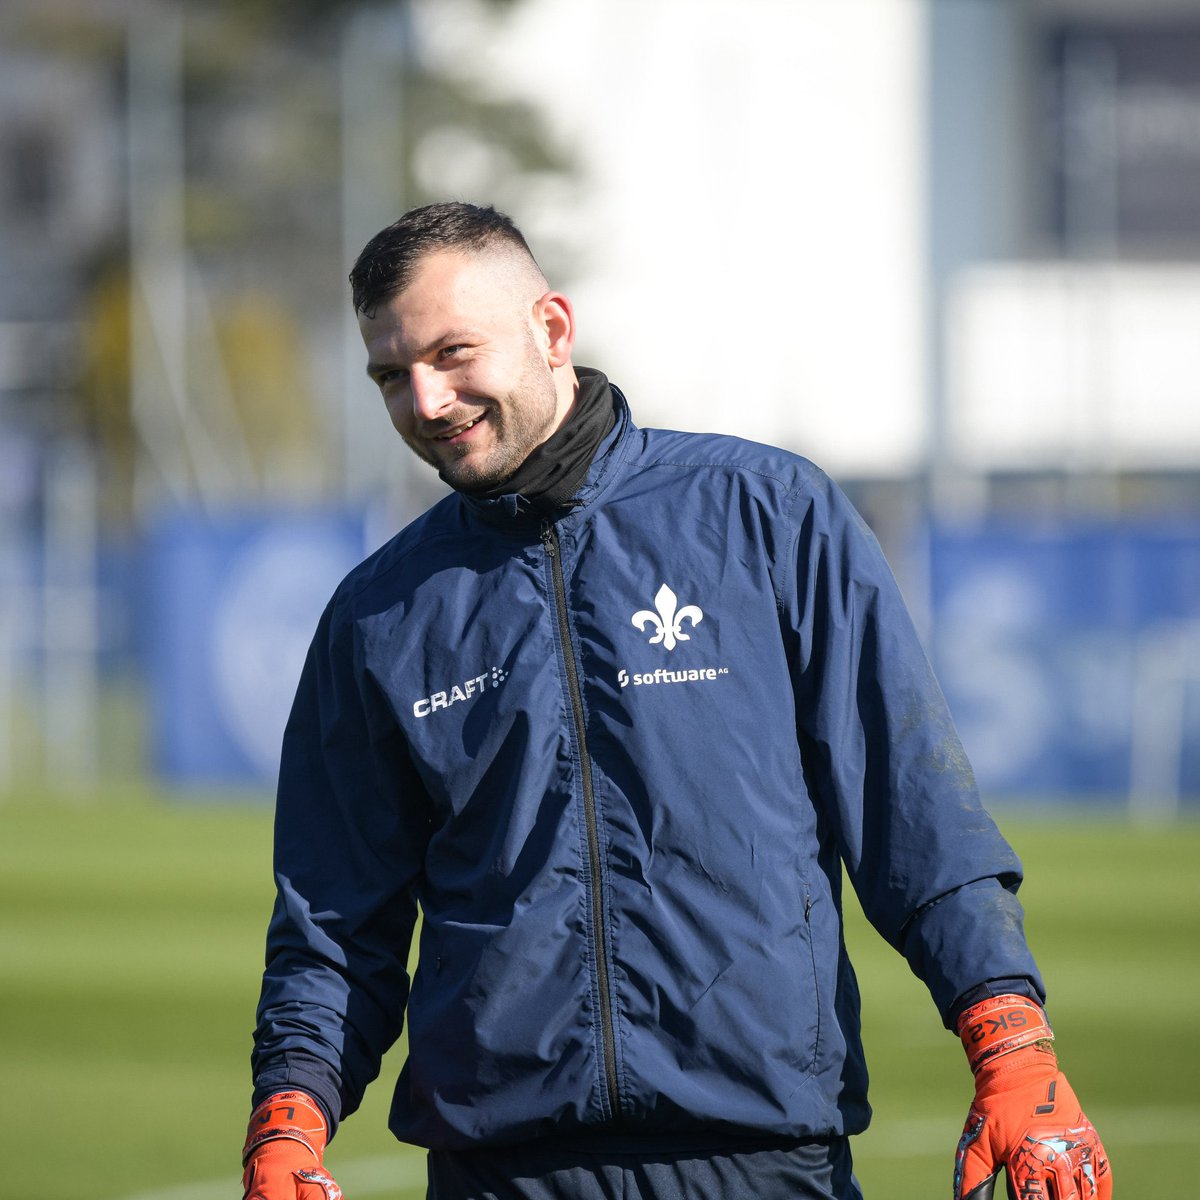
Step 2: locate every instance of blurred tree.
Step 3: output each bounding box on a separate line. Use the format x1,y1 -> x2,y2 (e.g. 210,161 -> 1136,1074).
214,290 -> 330,500
80,257 -> 137,524
4,0 -> 579,520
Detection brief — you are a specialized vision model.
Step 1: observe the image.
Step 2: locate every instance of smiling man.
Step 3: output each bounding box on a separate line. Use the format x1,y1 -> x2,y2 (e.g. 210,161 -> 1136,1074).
360,230 -> 578,491
355,206 -> 588,503
243,203 -> 1110,1200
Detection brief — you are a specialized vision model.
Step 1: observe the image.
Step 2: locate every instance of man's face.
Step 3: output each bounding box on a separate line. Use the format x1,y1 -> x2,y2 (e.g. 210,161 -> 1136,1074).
359,249 -> 572,491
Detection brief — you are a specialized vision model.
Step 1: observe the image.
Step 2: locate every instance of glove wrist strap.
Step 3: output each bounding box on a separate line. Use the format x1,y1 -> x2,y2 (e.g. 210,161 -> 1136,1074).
957,994 -> 1053,1074
242,1090 -> 327,1167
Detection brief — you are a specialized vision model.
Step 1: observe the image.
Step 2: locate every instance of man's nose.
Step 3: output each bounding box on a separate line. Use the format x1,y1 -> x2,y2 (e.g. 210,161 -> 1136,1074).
409,363 -> 454,420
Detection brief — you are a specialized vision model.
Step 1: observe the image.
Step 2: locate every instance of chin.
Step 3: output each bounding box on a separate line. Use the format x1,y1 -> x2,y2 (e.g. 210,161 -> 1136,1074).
442,460 -> 502,491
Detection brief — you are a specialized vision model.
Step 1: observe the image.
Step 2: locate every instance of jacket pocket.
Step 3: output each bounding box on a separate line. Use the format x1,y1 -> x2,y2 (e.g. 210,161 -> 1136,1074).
795,885 -> 822,1074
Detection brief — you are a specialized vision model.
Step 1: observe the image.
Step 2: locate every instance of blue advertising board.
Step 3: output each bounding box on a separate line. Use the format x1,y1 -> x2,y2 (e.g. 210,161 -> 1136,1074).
142,511 -> 1200,799
928,522 -> 1200,799
143,511 -> 368,786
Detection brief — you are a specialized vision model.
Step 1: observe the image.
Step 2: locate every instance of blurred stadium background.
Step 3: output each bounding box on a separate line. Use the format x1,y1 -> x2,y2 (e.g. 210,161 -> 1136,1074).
1,0 -> 1197,1195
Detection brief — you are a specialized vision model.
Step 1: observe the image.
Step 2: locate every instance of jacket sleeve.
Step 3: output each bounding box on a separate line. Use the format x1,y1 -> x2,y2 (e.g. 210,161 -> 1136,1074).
779,469 -> 1044,1026
251,591 -> 432,1131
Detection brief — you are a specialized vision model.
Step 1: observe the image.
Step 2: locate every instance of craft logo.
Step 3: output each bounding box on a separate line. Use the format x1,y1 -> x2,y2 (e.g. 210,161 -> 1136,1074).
413,666 -> 508,718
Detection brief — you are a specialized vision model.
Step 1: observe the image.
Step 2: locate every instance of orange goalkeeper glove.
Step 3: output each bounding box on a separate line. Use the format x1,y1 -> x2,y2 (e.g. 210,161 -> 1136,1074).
242,1091 -> 343,1200
953,995 -> 1111,1200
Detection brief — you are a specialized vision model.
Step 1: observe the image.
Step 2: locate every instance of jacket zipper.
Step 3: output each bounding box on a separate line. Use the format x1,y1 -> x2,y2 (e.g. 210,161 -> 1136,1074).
541,519 -> 621,1117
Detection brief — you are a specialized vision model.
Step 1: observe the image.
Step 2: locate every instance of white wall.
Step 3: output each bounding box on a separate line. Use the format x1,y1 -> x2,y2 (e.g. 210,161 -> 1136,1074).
947,263 -> 1200,471
414,0 -> 930,477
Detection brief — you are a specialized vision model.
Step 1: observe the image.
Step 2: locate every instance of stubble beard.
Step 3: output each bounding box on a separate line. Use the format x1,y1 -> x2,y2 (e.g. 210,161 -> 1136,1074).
407,347 -> 560,493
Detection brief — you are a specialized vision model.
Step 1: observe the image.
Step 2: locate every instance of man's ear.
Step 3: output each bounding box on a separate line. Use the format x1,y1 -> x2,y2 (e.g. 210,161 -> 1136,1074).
534,291 -> 576,368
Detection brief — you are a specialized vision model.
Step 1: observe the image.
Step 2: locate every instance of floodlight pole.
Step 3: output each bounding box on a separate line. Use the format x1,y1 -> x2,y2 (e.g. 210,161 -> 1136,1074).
338,6 -> 413,505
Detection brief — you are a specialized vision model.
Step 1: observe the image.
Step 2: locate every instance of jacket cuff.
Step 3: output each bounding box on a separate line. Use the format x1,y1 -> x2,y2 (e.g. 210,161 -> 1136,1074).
253,1051 -> 342,1140
947,976 -> 1045,1032
901,877 -> 1044,1026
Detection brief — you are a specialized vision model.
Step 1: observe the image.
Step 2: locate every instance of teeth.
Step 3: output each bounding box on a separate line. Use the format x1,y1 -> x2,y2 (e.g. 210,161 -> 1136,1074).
438,417 -> 481,440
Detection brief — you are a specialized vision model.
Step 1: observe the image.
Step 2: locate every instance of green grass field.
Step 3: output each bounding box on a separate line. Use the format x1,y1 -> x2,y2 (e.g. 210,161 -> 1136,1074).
2,787 -> 1195,1198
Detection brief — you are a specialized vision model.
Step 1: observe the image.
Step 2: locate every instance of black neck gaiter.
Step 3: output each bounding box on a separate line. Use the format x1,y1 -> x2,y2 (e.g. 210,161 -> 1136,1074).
448,367 -> 616,512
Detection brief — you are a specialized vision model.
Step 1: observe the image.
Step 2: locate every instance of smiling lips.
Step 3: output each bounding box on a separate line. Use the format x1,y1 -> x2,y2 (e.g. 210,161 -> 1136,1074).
433,414 -> 486,442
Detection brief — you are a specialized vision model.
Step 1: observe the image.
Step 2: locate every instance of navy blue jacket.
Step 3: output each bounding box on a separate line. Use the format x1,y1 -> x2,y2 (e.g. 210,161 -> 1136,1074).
251,387 -> 1043,1150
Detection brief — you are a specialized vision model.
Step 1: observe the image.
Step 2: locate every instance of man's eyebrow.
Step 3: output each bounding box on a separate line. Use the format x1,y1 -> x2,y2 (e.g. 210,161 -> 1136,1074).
365,356 -> 403,380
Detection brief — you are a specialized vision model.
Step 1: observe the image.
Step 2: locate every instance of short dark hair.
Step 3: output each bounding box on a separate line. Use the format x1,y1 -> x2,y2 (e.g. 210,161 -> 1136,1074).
349,201 -> 539,316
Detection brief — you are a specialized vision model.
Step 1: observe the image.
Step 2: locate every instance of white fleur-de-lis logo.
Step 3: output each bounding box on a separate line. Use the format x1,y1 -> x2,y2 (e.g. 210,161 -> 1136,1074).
632,583 -> 704,651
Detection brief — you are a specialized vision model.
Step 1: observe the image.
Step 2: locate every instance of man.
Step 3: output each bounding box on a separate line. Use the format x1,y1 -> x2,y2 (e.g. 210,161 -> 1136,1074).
243,202 -> 1110,1200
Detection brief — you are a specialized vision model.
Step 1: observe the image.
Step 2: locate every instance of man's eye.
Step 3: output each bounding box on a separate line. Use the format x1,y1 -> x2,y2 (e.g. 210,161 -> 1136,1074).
438,345 -> 464,362
377,368 -> 408,386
